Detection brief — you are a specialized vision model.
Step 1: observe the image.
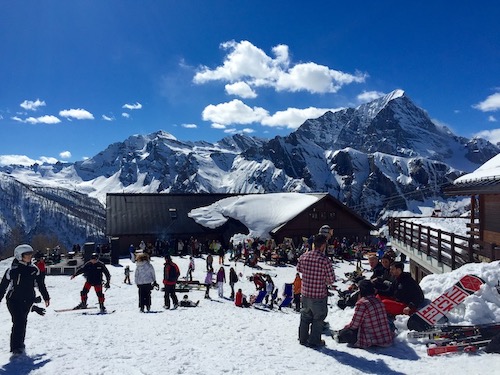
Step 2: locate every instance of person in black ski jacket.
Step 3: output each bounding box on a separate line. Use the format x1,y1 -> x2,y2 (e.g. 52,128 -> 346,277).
378,261 -> 424,316
0,244 -> 50,355
71,253 -> 111,312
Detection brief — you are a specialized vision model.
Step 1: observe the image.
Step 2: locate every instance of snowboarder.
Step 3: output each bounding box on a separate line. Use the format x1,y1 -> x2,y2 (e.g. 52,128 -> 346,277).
0,244 -> 51,355
71,253 -> 111,312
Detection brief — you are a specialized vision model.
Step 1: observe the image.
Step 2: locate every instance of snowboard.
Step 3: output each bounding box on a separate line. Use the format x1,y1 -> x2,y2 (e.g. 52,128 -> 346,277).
407,274 -> 485,332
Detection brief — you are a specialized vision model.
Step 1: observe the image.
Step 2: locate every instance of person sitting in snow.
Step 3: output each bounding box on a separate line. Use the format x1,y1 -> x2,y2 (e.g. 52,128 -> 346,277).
377,261 -> 424,316
235,289 -> 251,308
179,294 -> 200,307
337,280 -> 394,348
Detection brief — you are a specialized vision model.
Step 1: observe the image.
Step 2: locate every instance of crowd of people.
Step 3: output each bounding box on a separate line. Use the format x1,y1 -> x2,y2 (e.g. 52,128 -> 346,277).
0,225 -> 426,357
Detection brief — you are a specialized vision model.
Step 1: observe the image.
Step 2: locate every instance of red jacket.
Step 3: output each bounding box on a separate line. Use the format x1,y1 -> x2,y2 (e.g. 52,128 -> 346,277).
235,291 -> 243,307
163,262 -> 180,286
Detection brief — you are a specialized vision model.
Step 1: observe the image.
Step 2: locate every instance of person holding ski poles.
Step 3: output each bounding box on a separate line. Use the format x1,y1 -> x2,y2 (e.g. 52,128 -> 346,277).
0,244 -> 50,356
71,253 -> 111,313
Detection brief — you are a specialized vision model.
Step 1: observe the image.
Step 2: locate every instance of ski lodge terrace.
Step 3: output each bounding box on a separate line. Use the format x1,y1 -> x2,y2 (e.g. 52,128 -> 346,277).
389,217 -> 500,281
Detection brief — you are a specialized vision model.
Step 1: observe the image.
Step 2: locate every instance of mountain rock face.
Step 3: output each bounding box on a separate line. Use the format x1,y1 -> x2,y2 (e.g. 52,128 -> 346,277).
0,174 -> 105,253
1,90 -> 497,248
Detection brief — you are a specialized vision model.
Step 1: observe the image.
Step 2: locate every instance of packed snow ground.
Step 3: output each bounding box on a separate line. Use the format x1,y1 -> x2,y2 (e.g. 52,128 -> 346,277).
1,255 -> 500,375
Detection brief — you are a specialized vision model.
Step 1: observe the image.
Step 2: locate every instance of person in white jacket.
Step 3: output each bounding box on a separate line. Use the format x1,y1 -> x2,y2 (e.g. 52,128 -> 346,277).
134,253 -> 158,312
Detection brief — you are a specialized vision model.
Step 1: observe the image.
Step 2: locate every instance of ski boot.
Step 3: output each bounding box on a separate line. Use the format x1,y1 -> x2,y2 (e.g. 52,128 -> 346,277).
73,301 -> 87,310
99,303 -> 107,313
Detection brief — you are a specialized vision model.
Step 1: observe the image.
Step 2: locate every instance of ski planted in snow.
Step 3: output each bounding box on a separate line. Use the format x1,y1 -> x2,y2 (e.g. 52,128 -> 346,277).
407,274 -> 485,332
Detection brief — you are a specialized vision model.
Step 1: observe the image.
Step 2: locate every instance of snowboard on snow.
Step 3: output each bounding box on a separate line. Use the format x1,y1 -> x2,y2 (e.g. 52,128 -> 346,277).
407,274 -> 485,332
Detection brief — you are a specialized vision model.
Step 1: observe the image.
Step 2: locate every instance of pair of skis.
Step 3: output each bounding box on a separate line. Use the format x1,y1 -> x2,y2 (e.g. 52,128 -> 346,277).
409,323 -> 500,356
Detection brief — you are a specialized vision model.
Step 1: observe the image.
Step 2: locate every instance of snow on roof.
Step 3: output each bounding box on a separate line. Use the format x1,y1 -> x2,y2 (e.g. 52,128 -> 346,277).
188,192 -> 320,239
455,153 -> 500,183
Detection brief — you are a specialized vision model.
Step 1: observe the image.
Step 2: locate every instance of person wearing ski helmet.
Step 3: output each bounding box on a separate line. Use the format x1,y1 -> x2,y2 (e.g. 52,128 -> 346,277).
0,244 -> 51,355
71,253 -> 111,312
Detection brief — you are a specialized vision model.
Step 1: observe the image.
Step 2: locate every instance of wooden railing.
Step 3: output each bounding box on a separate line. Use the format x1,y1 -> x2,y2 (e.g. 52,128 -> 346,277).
388,217 -> 500,270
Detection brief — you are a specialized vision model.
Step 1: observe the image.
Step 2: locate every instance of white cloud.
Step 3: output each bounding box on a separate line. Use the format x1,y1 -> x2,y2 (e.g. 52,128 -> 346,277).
182,123 -> 198,129
20,99 -> 46,111
488,115 -> 497,122
59,108 -> 94,120
194,40 -> 366,95
102,115 -> 115,121
122,113 -> 130,118
223,128 -> 237,134
473,93 -> 500,112
122,102 -> 143,110
202,99 -> 268,125
0,154 -> 58,166
474,129 -> 500,144
262,106 -> 339,129
242,128 -> 255,134
59,151 -> 72,159
225,82 -> 257,98
203,99 -> 340,130
357,90 -> 385,103
211,123 -> 226,129
12,115 -> 61,124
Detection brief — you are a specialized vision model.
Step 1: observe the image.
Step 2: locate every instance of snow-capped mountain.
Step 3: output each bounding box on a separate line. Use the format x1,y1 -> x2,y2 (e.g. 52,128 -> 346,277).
0,90 -> 497,249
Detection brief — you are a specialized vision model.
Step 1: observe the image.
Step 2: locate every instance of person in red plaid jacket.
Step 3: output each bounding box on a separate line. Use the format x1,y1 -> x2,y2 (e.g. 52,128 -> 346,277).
337,280 -> 394,348
297,234 -> 335,348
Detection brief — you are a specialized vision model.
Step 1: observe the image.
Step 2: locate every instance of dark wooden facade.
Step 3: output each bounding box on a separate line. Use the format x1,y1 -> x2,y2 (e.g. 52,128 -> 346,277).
106,192 -> 375,254
271,193 -> 375,246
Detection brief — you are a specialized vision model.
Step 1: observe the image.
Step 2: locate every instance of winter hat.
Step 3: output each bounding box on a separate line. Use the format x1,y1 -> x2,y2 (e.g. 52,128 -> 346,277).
358,280 -> 375,297
14,244 -> 34,261
318,225 -> 331,236
91,253 -> 99,260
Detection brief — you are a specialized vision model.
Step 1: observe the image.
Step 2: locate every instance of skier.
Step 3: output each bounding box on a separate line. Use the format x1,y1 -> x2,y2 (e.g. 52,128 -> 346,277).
0,244 -> 51,355
71,253 -> 111,312
162,255 -> 180,309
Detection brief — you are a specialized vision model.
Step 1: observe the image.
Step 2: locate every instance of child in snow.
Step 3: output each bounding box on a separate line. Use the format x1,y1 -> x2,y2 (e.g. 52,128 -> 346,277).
124,265 -> 131,284
180,294 -> 200,307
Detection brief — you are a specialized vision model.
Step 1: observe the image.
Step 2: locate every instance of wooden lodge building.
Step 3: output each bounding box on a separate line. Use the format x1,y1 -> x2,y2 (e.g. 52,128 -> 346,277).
389,156 -> 500,282
105,192 -> 375,255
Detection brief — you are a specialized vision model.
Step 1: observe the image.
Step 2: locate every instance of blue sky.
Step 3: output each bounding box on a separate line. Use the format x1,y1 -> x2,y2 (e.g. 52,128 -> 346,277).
1,1 -> 499,164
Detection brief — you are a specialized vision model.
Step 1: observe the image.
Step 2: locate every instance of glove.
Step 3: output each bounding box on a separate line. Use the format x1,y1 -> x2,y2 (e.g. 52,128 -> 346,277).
31,305 -> 46,316
104,281 -> 110,289
152,282 -> 159,290
34,296 -> 42,303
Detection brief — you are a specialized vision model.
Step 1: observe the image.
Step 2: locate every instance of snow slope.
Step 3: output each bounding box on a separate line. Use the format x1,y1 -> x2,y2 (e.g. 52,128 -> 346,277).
1,254 -> 500,374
